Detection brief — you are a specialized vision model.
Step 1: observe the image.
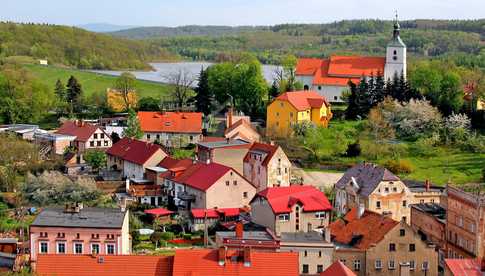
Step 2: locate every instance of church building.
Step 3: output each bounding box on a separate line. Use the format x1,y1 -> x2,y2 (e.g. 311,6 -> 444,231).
296,17 -> 407,103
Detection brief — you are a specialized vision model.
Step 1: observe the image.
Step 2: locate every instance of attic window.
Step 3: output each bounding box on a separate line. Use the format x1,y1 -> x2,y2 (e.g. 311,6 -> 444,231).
164,122 -> 171,126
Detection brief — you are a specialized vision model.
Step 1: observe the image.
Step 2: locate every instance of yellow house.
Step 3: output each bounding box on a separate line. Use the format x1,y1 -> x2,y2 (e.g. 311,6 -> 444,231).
266,91 -> 332,137
107,88 -> 138,112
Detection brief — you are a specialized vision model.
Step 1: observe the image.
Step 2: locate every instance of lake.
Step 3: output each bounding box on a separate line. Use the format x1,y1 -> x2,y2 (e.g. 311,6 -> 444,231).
90,62 -> 282,86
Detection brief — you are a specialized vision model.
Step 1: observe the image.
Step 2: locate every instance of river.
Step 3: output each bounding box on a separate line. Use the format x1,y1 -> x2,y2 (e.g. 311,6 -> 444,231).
90,62 -> 282,86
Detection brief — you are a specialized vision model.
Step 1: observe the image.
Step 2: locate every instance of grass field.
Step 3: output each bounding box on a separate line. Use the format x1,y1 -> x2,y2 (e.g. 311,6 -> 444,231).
290,120 -> 485,185
24,64 -> 172,99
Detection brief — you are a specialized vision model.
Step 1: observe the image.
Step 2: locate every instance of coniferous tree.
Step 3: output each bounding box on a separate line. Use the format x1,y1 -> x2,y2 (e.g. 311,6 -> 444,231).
123,109 -> 144,139
66,76 -> 83,114
193,68 -> 214,116
54,79 -> 66,101
268,81 -> 280,101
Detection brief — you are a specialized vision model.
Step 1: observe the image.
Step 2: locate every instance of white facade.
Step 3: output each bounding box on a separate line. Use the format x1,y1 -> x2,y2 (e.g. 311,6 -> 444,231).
123,161 -> 145,179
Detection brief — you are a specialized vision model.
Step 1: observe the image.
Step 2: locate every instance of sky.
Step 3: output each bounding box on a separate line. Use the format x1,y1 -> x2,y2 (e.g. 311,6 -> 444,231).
1,0 -> 484,27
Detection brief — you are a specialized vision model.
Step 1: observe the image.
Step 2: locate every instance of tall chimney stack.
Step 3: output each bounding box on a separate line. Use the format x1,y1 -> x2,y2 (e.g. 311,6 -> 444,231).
227,106 -> 233,128
425,179 -> 431,192
235,222 -> 244,239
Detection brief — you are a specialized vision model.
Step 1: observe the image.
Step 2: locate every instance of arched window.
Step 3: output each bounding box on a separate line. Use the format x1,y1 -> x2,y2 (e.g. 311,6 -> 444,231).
393,50 -> 397,55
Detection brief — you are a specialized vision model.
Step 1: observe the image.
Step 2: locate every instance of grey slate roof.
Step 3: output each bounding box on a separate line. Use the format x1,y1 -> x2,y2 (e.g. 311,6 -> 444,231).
31,207 -> 126,229
197,138 -> 250,149
336,163 -> 400,197
403,180 -> 444,193
410,203 -> 446,223
280,231 -> 327,243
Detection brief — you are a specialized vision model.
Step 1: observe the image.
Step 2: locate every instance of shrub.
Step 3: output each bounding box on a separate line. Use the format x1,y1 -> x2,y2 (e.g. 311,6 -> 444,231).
460,134 -> 485,153
345,143 -> 361,157
182,233 -> 192,240
160,231 -> 175,241
150,231 -> 164,244
383,159 -> 414,174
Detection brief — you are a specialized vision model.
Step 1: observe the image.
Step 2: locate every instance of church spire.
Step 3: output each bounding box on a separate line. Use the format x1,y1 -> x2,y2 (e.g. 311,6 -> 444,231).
393,11 -> 401,39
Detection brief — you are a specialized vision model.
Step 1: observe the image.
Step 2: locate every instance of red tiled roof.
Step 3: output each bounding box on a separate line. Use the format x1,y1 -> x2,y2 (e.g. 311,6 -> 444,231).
255,186 -> 332,214
36,254 -> 173,276
296,56 -> 385,87
138,111 -> 202,134
444,259 -> 482,276
243,142 -> 279,167
191,208 -> 242,219
172,249 -> 299,276
56,121 -> 102,142
224,119 -> 258,139
158,156 -> 193,171
275,91 -> 329,111
173,162 -> 234,191
320,261 -> 356,276
107,138 -> 166,165
329,208 -> 399,250
144,208 -> 174,216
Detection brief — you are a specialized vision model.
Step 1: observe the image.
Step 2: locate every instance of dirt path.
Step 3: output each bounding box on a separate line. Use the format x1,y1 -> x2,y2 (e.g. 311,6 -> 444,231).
292,168 -> 343,190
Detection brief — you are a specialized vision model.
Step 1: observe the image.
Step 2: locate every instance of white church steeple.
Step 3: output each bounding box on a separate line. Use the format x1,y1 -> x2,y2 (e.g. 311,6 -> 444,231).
384,12 -> 407,81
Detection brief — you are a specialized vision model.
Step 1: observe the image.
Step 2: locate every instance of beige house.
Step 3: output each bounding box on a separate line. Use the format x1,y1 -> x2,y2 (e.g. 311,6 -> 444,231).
335,163 -> 444,223
224,107 -> 261,143
330,207 -> 438,276
196,138 -> 252,174
106,138 -> 168,179
250,186 -> 332,236
243,142 -> 291,192
164,161 -> 257,210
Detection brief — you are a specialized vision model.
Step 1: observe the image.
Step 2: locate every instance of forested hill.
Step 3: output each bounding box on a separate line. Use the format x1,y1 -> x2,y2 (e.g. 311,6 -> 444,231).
0,22 -> 177,70
109,19 -> 485,67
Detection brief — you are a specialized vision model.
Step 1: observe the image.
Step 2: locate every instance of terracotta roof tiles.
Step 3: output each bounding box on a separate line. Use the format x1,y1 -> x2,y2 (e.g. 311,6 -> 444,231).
320,260 -> 356,276
243,142 -> 280,167
56,121 -> 103,142
138,111 -> 202,134
275,91 -> 329,111
106,138 -> 166,166
444,258 -> 482,276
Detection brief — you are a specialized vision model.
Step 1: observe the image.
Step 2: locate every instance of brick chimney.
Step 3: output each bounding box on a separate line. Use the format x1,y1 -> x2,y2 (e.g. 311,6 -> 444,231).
218,247 -> 227,266
235,222 -> 244,239
227,106 -> 233,128
243,247 -> 251,267
425,179 -> 431,192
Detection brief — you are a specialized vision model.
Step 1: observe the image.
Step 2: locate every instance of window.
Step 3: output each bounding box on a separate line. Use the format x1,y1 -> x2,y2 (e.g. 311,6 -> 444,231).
420,199 -> 425,204
409,244 -> 416,252
376,201 -> 381,209
302,264 -> 309,274
402,216 -> 407,223
471,223 -> 476,233
57,242 -> 66,254
422,261 -> 429,270
101,133 -> 104,139
318,86 -> 322,90
388,260 -> 396,270
94,134 -> 98,139
106,244 -> 115,255
290,112 -> 293,118
334,96 -> 338,100
389,243 -> 396,251
304,250 -> 307,257
74,243 -> 83,254
278,214 -> 289,222
317,265 -> 323,273
97,141 -> 101,147
104,141 -> 109,146
233,180 -> 237,186
40,242 -> 48,254
353,260 -> 361,271
402,200 -> 407,207
409,260 -> 415,270
147,134 -> 151,140
280,103 -> 284,107
318,251 -> 322,258
277,168 -> 281,175
458,216 -> 463,227
315,212 -> 326,219
340,259 -> 346,264
91,244 -> 100,254
385,187 -> 389,192
226,181 -> 230,186
90,141 -> 95,147
393,50 -> 397,55
156,134 -> 160,140
276,112 -> 280,117
393,187 -> 397,192
400,229 -> 405,236
375,259 -> 382,269
243,192 -> 248,198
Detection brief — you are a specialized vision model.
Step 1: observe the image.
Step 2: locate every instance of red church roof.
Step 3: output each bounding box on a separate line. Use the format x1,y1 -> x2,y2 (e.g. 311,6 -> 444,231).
254,186 -> 332,214
36,255 -> 173,276
172,249 -> 299,276
106,138 -> 166,165
296,55 -> 385,87
56,120 -> 104,142
138,111 -> 202,134
275,91 -> 329,111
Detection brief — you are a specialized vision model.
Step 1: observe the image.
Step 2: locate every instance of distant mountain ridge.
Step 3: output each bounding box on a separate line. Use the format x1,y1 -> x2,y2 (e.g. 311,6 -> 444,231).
78,23 -> 139,33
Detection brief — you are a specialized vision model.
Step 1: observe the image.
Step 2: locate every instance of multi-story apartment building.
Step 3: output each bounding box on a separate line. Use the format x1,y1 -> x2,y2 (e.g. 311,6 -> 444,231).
445,185 -> 485,259
243,142 -> 292,192
330,207 -> 438,276
30,204 -> 129,265
335,163 -> 444,223
250,186 -> 332,236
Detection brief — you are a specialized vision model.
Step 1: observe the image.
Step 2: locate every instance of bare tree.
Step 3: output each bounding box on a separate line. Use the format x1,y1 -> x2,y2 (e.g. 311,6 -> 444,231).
114,72 -> 137,111
165,69 -> 195,110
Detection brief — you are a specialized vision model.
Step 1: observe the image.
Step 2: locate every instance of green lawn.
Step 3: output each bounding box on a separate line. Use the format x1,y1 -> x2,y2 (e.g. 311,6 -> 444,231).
24,64 -> 172,99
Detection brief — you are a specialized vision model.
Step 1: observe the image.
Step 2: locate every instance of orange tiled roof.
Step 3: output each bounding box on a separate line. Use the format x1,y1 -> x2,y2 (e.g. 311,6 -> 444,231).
329,207 -> 398,250
295,58 -> 323,75
444,258 -> 482,276
36,254 -> 173,276
275,91 -> 329,111
138,111 -> 202,134
172,249 -> 299,276
320,260 -> 356,276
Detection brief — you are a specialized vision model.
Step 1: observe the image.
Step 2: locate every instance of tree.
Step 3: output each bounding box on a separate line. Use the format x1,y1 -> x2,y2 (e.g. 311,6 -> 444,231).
123,109 -> 144,139
111,132 -> 121,144
138,97 -> 160,111
66,75 -> 83,114
55,79 -> 66,101
193,68 -> 214,116
268,81 -> 280,101
114,72 -> 137,111
166,69 -> 195,109
274,55 -> 303,93
84,150 -> 107,172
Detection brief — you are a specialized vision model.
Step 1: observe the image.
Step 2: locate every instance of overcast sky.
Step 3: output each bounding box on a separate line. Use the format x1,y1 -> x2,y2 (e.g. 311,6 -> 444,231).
1,0 -> 483,27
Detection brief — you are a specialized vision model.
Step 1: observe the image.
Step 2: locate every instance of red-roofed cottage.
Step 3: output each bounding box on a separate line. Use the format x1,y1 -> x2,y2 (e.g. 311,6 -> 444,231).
243,142 -> 292,192
266,91 -> 332,137
137,111 -> 203,148
296,20 -> 406,102
250,186 -> 332,236
163,161 -> 256,210
106,138 -> 168,179
330,207 -> 437,276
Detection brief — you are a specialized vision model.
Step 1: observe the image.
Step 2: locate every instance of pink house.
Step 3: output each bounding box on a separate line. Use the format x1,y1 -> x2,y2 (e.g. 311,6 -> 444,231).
29,204 -> 129,266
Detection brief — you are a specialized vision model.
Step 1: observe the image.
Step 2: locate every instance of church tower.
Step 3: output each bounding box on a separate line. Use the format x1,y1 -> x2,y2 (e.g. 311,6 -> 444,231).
384,14 -> 407,81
